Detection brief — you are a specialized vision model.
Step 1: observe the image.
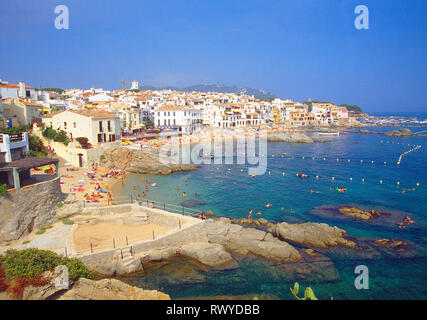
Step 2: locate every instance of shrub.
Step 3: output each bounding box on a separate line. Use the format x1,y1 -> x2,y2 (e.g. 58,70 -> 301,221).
42,128 -> 69,145
61,218 -> 74,225
75,137 -> 89,146
29,134 -> 44,153
0,248 -> 93,282
35,227 -> 46,235
0,184 -> 7,195
42,127 -> 57,139
22,240 -> 30,245
56,202 -> 64,208
100,154 -> 105,161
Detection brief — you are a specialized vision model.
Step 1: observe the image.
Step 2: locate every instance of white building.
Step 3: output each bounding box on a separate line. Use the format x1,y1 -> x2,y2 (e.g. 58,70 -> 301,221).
42,109 -> 121,144
154,106 -> 201,133
0,79 -> 37,100
131,80 -> 139,90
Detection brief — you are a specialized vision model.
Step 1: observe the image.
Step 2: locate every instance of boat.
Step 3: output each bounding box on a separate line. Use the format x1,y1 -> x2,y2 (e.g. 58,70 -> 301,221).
318,132 -> 340,136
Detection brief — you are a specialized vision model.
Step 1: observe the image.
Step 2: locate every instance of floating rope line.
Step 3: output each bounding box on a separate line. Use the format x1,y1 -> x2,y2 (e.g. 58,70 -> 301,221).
397,145 -> 422,165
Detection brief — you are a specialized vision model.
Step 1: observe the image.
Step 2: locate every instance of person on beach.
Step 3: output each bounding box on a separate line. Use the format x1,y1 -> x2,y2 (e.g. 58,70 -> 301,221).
107,192 -> 112,206
176,186 -> 179,190
182,192 -> 187,198
185,180 -> 188,185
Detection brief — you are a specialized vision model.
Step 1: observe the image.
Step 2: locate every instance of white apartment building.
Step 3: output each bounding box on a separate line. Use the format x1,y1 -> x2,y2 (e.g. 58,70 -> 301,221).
154,106 -> 201,133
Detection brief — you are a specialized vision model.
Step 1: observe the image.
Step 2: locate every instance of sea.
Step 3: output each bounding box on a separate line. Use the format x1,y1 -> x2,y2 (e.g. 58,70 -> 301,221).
113,113 -> 427,300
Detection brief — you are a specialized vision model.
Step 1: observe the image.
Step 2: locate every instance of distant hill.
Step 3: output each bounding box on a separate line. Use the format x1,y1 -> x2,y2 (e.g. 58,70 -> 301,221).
139,84 -> 277,100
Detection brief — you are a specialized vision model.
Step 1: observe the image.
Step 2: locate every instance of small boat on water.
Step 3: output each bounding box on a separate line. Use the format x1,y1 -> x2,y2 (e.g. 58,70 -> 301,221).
318,132 -> 340,136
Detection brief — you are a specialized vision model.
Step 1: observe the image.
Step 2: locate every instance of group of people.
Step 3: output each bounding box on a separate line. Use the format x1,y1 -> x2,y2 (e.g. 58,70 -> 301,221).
397,216 -> 415,229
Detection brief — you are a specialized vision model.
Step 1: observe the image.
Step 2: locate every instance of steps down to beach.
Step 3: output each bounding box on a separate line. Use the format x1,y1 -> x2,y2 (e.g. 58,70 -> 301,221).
114,247 -> 139,273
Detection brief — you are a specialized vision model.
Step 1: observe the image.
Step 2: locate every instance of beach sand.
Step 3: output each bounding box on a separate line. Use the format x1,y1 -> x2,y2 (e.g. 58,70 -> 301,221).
73,222 -> 172,254
55,156 -> 122,205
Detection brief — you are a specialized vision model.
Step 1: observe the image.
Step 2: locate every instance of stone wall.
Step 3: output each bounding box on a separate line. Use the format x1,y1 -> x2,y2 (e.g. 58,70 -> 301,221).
0,177 -> 65,242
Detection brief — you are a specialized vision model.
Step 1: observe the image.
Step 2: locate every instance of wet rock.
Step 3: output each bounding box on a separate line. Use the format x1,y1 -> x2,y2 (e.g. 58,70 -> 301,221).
179,242 -> 237,269
267,132 -> 314,144
275,222 -> 356,248
58,278 -> 170,300
180,200 -> 206,208
338,206 -> 390,221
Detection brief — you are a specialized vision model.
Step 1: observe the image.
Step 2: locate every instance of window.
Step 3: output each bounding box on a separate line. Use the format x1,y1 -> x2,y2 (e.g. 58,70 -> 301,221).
99,121 -> 103,132
168,112 -> 170,116
158,120 -> 160,126
173,112 -> 175,116
173,119 -> 176,125
107,121 -> 111,132
64,122 -> 67,129
73,122 -> 76,128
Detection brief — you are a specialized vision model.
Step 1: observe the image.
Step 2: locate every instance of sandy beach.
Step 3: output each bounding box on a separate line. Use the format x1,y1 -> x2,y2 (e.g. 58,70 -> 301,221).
73,222 -> 173,254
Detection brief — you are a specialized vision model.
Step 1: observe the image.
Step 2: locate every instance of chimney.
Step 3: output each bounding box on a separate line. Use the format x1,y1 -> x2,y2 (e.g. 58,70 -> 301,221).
19,81 -> 26,98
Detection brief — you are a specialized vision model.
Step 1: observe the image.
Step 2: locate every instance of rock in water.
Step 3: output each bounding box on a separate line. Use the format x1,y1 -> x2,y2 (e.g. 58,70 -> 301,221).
180,200 -> 206,208
275,222 -> 356,248
267,132 -> 314,144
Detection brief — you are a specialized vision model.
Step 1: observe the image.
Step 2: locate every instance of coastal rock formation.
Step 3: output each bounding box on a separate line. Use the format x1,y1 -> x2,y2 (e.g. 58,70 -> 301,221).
0,178 -> 65,242
179,242 -> 236,269
384,128 -> 413,136
58,278 -> 170,300
273,222 -> 356,249
100,146 -> 197,174
267,132 -> 314,144
181,200 -> 206,208
205,218 -> 302,262
338,206 -> 390,221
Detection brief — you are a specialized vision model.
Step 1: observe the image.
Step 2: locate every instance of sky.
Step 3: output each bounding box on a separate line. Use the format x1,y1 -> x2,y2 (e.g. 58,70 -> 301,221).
0,0 -> 426,112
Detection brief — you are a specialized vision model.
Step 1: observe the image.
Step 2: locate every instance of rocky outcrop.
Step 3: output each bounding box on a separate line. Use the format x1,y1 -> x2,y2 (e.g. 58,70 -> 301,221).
179,242 -> 236,269
205,218 -> 302,262
58,278 -> 170,300
100,146 -> 197,174
338,206 -> 390,221
273,222 -> 356,249
0,178 -> 65,242
384,128 -> 413,136
56,195 -> 84,219
267,132 -> 314,144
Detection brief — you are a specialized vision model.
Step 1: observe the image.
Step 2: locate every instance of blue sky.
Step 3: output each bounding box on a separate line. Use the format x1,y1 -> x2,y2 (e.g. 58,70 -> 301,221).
0,0 -> 426,112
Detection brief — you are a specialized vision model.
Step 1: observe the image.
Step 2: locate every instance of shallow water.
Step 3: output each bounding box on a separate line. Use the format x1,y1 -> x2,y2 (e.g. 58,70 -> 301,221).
114,126 -> 427,299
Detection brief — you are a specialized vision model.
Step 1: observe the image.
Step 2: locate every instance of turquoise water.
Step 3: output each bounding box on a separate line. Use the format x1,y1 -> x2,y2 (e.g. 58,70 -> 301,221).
115,126 -> 427,300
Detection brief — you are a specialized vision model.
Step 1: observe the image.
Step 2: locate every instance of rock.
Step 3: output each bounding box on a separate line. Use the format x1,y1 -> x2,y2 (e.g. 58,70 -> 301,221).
180,200 -> 206,208
21,271 -> 65,300
384,128 -> 413,136
275,222 -> 356,248
179,242 -> 237,269
56,201 -> 83,219
100,146 -> 197,174
58,278 -> 170,300
267,132 -> 314,144
0,178 -> 64,241
205,220 -> 302,262
312,137 -> 332,142
338,206 -> 390,221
